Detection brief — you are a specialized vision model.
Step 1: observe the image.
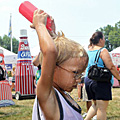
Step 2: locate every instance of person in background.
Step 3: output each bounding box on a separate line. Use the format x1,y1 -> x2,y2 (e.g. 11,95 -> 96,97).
31,9 -> 88,120
11,66 -> 16,91
33,53 -> 41,67
82,76 -> 92,118
82,56 -> 93,119
117,65 -> 120,86
77,82 -> 82,102
33,53 -> 41,88
35,64 -> 41,85
84,31 -> 120,120
77,75 -> 84,102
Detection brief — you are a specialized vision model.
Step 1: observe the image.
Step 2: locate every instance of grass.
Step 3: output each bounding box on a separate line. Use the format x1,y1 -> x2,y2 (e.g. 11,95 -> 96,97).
0,88 -> 120,120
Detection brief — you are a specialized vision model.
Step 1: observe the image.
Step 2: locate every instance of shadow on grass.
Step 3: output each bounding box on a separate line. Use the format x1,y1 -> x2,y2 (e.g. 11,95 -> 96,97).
11,104 -> 31,108
0,104 -> 32,118
107,116 -> 120,120
0,111 -> 18,118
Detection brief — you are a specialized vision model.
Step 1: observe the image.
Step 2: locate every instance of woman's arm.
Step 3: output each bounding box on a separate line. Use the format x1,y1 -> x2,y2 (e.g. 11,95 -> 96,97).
101,48 -> 120,80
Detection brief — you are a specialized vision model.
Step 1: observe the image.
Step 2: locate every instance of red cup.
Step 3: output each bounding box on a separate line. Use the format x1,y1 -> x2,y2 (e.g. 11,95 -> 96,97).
19,1 -> 52,31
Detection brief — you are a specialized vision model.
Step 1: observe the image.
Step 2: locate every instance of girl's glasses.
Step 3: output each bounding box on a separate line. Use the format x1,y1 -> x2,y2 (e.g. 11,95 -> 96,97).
57,65 -> 83,80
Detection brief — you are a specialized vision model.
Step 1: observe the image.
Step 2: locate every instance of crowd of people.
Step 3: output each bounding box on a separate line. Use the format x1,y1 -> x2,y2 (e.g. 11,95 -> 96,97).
30,9 -> 120,120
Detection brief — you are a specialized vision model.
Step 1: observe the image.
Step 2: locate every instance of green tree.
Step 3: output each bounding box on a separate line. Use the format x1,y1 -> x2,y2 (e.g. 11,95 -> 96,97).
2,35 -> 11,50
108,21 -> 120,50
0,36 -> 3,46
96,21 -> 120,51
0,35 -> 19,54
12,37 -> 19,54
109,30 -> 120,49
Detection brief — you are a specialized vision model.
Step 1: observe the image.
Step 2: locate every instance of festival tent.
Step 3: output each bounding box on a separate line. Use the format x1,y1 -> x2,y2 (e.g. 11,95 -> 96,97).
0,49 -> 15,107
109,47 -> 120,87
109,47 -> 120,66
0,46 -> 17,71
0,80 -> 15,107
110,47 -> 120,53
0,46 -> 17,56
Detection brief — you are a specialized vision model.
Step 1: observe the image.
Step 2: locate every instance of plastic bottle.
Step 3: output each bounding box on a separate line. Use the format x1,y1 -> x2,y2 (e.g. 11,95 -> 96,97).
19,1 -> 52,31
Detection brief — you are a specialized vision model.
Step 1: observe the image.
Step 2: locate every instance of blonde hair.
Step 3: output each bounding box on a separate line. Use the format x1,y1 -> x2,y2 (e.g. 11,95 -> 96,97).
13,66 -> 16,71
39,32 -> 88,66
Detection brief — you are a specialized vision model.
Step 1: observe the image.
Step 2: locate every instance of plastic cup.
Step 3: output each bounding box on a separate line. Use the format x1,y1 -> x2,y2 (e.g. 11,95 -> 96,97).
19,1 -> 52,31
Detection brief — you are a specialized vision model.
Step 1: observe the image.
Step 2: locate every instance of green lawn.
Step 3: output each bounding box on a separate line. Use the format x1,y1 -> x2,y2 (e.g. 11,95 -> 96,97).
0,88 -> 120,120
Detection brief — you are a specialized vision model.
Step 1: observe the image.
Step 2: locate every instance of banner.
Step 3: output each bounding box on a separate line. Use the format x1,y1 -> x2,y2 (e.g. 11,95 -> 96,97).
5,64 -> 12,70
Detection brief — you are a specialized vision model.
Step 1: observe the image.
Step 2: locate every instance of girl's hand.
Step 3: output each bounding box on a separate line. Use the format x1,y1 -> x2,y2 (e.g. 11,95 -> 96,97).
48,17 -> 57,39
30,9 -> 48,29
50,17 -> 56,33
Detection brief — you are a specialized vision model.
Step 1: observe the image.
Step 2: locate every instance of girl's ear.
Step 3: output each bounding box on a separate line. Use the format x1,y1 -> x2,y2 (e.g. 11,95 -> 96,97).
99,38 -> 103,43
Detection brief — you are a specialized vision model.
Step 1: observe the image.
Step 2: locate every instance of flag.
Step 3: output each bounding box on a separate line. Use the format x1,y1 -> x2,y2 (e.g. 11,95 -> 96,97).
8,15 -> 12,37
8,14 -> 12,52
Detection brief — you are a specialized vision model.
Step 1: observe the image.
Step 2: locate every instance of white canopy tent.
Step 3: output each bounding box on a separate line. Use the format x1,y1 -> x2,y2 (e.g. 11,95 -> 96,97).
110,47 -> 120,53
109,47 -> 120,87
0,46 -> 17,56
0,46 -> 17,71
109,47 -> 120,66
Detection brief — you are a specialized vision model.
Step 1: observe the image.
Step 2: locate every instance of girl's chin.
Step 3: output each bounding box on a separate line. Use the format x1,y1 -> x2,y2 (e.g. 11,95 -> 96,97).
72,85 -> 77,88
66,88 -> 73,92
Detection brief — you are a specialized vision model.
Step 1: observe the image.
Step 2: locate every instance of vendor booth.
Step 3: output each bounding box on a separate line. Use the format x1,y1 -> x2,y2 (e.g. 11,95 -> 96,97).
0,46 -> 17,71
0,49 -> 15,107
110,47 -> 120,87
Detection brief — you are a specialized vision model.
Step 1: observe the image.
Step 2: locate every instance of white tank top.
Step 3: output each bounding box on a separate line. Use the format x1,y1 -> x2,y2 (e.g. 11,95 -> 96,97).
32,88 -> 83,120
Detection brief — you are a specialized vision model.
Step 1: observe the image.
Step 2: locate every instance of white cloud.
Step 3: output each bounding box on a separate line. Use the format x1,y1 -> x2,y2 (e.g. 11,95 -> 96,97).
0,0 -> 7,3
0,6 -> 13,12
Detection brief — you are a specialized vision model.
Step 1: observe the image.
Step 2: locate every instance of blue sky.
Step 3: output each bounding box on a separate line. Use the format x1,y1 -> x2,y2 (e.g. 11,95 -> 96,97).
0,0 -> 120,51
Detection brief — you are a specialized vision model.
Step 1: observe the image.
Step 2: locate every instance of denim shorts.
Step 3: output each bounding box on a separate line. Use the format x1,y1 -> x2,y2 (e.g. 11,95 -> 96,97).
84,77 -> 112,100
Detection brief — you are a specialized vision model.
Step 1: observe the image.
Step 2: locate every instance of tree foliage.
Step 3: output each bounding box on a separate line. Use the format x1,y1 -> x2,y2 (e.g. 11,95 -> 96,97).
96,21 -> 120,52
0,35 -> 19,54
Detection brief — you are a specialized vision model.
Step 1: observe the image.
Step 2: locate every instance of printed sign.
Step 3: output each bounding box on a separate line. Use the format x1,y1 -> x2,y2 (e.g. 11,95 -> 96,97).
110,53 -> 120,66
5,64 -> 12,70
18,51 -> 31,59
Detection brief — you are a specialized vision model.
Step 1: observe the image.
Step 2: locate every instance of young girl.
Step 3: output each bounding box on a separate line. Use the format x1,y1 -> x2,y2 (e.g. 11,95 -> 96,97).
31,9 -> 88,120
